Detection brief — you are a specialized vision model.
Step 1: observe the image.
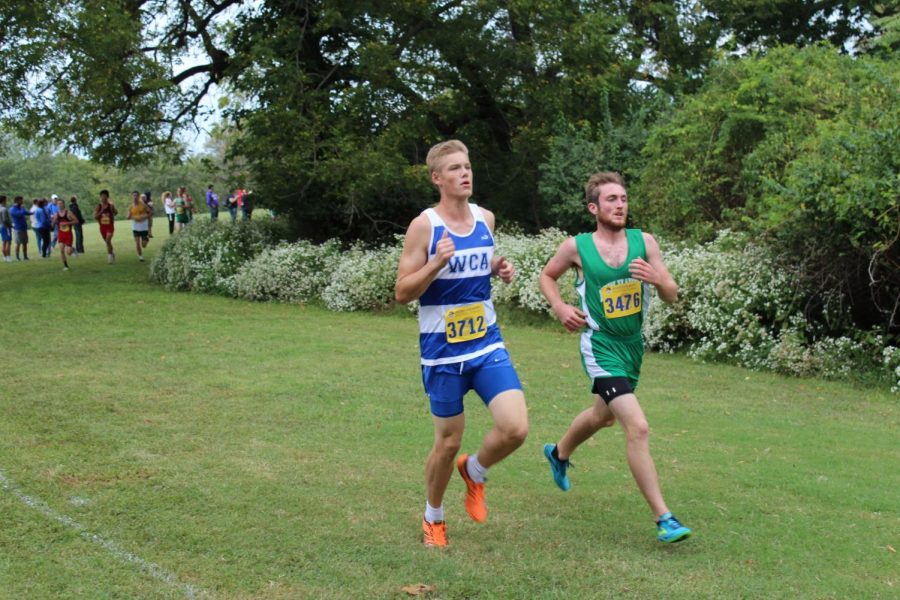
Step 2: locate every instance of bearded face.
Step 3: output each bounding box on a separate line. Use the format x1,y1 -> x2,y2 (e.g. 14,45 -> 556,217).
589,183 -> 628,231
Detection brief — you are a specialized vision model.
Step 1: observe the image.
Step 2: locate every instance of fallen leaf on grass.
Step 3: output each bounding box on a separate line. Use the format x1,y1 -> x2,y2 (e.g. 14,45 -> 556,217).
401,583 -> 437,596
888,545 -> 896,553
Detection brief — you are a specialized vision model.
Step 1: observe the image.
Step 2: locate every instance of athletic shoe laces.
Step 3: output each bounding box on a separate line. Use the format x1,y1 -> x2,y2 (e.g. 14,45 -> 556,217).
554,457 -> 573,472
662,516 -> 682,530
424,520 -> 447,546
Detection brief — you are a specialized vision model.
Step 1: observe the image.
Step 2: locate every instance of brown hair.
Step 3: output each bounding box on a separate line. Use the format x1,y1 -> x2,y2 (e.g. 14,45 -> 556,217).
426,140 -> 469,175
585,171 -> 626,204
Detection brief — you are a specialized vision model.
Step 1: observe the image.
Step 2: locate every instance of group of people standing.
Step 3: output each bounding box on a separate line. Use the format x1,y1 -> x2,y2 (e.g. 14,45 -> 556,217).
159,185 -> 252,233
1,185 -> 254,270
0,194 -> 86,270
192,185 -> 252,225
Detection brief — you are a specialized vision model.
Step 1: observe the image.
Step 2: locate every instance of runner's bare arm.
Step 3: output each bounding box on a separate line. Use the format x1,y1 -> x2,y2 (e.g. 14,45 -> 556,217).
540,238 -> 587,332
629,233 -> 677,304
395,214 -> 454,304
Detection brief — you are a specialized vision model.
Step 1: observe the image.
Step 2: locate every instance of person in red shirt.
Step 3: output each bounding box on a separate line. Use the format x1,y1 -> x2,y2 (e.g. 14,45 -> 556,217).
52,197 -> 77,271
94,189 -> 118,264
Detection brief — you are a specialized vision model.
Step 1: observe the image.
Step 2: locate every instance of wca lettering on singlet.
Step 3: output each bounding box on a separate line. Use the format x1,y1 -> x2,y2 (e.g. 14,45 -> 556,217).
447,251 -> 491,274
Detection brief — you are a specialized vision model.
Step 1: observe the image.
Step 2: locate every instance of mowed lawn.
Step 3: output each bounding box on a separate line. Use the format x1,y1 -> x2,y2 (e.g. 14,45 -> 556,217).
0,223 -> 897,599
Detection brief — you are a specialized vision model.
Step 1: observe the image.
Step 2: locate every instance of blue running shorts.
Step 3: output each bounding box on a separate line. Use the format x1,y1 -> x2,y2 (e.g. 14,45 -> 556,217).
421,348 -> 522,418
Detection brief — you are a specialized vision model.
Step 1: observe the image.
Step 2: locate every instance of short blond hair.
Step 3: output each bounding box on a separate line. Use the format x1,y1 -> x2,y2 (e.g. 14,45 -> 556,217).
585,171 -> 626,204
426,139 -> 469,175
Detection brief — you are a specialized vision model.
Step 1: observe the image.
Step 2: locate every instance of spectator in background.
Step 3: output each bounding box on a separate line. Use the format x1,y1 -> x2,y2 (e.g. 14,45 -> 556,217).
174,191 -> 189,232
0,195 -> 12,262
34,199 -> 52,258
143,191 -> 155,238
30,199 -> 43,257
163,191 -> 176,235
94,189 -> 118,264
206,184 -> 219,221
10,196 -> 31,261
238,188 -> 253,221
179,186 -> 195,224
226,189 -> 237,222
68,195 -> 86,255
47,194 -> 60,249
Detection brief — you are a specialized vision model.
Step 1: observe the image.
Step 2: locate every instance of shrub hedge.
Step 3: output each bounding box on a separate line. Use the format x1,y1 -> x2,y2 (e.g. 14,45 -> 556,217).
151,222 -> 898,391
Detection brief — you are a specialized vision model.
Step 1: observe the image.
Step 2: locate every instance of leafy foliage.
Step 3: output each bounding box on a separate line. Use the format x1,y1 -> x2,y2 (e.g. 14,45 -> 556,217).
0,141 -> 228,220
492,227 -> 577,313
645,231 -> 897,387
149,224 -> 899,388
636,45 -> 899,332
321,240 -> 403,312
149,219 -> 288,294
537,92 -> 665,233
233,239 -> 342,304
0,0 -> 243,165
1,1 -> 886,238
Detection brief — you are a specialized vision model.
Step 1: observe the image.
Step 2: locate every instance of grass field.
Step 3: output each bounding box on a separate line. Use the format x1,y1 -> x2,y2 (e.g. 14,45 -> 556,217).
1,223 -> 897,599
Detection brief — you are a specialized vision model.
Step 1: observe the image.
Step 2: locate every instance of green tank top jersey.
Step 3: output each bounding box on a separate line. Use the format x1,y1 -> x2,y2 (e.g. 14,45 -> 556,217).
574,229 -> 649,385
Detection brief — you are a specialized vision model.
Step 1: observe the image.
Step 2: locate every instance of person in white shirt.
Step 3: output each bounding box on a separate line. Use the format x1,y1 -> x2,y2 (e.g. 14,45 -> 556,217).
162,191 -> 176,235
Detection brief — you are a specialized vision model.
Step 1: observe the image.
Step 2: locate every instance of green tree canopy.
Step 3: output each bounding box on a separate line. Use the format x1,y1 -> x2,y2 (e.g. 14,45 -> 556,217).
0,1 -> 890,239
0,130 -> 226,218
635,44 -> 899,332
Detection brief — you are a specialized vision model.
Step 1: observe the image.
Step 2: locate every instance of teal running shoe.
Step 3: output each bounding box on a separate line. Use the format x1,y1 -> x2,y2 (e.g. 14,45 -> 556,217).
543,443 -> 571,491
656,512 -> 691,543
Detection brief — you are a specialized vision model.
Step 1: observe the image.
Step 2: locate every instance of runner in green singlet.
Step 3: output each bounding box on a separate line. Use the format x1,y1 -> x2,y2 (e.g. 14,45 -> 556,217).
539,171 -> 692,543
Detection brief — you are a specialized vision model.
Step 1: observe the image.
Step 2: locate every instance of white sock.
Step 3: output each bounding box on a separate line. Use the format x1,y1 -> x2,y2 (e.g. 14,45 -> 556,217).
466,454 -> 487,484
424,501 -> 444,524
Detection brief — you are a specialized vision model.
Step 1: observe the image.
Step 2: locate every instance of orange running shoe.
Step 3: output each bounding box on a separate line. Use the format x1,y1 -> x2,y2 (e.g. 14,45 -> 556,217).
456,454 -> 487,523
422,519 -> 448,547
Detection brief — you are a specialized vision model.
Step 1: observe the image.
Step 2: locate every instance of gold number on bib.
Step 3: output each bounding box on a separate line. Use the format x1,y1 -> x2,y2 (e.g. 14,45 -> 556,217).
444,302 -> 488,343
600,281 -> 642,319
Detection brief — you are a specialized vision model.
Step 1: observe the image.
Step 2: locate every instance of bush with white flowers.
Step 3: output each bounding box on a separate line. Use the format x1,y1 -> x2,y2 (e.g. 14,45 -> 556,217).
149,223 -> 897,391
233,239 -> 342,303
884,346 -> 900,393
492,227 -> 578,313
645,230 -> 897,388
150,219 -> 288,295
321,239 -> 402,312
645,230 -> 802,368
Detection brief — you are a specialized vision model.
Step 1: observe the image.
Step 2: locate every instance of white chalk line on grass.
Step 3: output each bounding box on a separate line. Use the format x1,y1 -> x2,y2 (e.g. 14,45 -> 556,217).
0,469 -> 207,599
